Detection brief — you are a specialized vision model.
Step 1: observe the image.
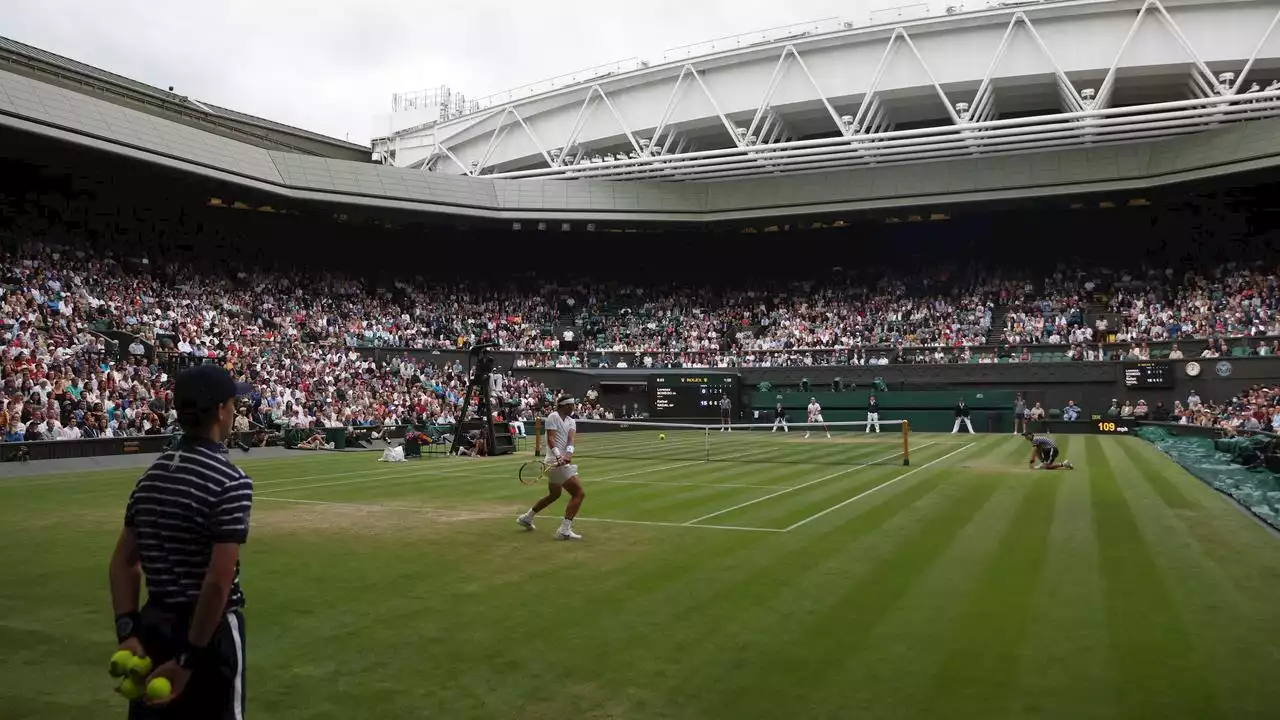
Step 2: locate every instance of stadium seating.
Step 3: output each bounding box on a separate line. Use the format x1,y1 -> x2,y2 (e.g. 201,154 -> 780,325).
4,234 -> 1280,443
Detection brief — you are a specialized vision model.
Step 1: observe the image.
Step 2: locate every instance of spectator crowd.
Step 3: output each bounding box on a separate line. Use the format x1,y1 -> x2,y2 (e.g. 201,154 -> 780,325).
6,236 -> 1280,444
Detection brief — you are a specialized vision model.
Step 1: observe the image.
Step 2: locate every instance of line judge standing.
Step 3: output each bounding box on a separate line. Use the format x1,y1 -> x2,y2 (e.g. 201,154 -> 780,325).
109,364 -> 254,719
952,397 -> 975,434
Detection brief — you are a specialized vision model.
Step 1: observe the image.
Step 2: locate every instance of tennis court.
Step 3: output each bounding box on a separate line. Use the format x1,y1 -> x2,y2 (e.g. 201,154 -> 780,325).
255,422 -> 960,533
3,433 -> 1279,719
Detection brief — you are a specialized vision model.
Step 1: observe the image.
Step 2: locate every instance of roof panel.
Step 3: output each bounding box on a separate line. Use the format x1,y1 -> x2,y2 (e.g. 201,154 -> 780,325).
0,67 -> 283,183
0,35 -> 368,154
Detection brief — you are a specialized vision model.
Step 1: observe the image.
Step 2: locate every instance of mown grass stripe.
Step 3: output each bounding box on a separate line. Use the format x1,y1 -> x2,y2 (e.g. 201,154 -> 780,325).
588,455 -> 987,714
695,473 -> 1007,718
727,467 -> 909,528
804,458 -> 1028,718
1112,438 -> 1198,510
925,465 -> 1063,717
1009,430 -> 1116,718
1087,435 -> 1222,718
1097,438 -> 1280,718
681,442 -> 937,526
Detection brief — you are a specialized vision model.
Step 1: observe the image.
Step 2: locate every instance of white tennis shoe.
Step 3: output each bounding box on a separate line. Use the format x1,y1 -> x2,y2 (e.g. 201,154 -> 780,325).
556,527 -> 582,541
516,514 -> 535,531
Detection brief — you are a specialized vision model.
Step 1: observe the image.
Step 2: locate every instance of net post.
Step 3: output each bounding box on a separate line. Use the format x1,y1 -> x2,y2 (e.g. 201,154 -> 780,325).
902,420 -> 910,466
534,417 -> 543,456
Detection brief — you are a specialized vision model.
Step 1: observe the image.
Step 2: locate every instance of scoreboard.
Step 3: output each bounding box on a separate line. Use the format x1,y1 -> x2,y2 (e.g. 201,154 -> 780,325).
648,373 -> 739,419
1123,361 -> 1174,388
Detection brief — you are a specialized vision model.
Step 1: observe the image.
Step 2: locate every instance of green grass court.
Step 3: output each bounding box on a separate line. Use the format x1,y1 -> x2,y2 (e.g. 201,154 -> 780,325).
3,432 -> 1279,719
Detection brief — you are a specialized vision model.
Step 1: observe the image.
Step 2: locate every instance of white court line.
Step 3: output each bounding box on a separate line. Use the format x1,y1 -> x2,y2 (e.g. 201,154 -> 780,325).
254,467 -> 413,487
256,495 -> 781,532
682,441 -> 937,526
586,444 -> 777,482
783,442 -> 976,532
256,445 -> 782,496
256,470 -> 423,494
595,478 -> 781,489
259,468 -> 779,495
579,516 -> 785,532
256,495 -> 504,518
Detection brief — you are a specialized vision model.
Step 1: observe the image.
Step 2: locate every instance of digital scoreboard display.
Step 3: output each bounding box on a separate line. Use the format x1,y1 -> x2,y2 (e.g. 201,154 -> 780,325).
1123,361 -> 1174,388
648,373 -> 739,419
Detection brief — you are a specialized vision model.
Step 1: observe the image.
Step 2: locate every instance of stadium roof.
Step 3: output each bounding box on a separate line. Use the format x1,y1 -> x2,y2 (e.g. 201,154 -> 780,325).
0,35 -> 370,161
5,39 -> 1280,225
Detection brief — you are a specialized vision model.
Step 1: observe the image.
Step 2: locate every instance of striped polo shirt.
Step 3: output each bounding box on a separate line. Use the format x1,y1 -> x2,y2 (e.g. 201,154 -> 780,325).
1031,435 -> 1057,451
125,438 -> 253,610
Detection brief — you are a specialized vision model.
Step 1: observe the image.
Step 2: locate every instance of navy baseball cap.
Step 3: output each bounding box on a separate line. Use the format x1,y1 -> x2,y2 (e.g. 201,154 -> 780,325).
174,365 -> 252,413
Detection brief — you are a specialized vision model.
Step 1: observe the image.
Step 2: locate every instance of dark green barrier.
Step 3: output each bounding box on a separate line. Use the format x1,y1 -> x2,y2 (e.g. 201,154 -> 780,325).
752,390 -> 1016,410
0,434 -> 176,462
748,390 -> 1017,432
282,427 -> 354,449
742,408 -> 1003,433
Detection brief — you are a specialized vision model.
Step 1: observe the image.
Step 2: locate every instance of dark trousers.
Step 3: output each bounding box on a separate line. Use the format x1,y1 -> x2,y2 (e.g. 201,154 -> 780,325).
129,603 -> 246,720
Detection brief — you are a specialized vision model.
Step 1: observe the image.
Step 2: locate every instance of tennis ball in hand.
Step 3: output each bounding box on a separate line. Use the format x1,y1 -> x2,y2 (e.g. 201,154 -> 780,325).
659,433 -> 666,440
128,655 -> 152,680
146,677 -> 172,702
109,650 -> 135,677
118,677 -> 144,701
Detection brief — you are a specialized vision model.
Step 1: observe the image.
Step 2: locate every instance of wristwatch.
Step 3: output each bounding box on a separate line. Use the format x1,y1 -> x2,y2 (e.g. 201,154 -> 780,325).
115,613 -> 139,643
175,648 -> 198,670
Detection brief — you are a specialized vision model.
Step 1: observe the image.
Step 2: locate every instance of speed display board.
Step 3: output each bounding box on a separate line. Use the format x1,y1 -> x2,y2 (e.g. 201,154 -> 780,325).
648,373 -> 739,419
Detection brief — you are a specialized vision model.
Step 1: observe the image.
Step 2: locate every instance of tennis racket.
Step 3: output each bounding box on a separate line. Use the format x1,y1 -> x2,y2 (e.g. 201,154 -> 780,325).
519,460 -> 550,485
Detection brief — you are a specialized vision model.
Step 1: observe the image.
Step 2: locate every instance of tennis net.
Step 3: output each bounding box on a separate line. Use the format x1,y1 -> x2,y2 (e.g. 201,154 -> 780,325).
535,419 -> 912,466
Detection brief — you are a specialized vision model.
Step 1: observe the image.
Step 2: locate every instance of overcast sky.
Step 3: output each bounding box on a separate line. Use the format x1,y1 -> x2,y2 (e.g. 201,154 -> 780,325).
3,0 -> 955,145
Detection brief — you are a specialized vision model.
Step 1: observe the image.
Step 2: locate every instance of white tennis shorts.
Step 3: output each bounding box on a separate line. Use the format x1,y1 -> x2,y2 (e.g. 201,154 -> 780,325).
546,463 -> 579,485
809,415 -> 824,423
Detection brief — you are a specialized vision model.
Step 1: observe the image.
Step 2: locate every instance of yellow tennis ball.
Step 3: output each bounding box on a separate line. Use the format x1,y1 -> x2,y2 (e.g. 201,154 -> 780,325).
109,650 -> 134,677
146,677 -> 172,702
659,433 -> 666,440
128,655 -> 152,680
118,677 -> 144,701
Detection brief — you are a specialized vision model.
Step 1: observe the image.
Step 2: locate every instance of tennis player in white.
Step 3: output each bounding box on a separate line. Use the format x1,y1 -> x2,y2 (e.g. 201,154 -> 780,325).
805,397 -> 831,439
517,396 -> 585,540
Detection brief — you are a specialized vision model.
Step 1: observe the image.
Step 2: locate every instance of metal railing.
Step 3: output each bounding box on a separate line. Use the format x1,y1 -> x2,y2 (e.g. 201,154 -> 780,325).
659,17 -> 850,62
466,58 -> 648,114
484,90 -> 1280,181
387,2 -> 997,125
391,58 -> 647,121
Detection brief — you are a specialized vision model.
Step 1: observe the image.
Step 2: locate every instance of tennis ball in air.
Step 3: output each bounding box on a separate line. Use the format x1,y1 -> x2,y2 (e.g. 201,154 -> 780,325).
128,655 -> 152,679
659,433 -> 666,440
146,677 -> 172,702
118,677 -> 144,701
109,650 -> 134,677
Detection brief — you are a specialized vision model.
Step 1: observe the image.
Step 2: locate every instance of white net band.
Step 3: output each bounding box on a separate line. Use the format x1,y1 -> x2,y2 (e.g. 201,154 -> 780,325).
536,418 -> 910,467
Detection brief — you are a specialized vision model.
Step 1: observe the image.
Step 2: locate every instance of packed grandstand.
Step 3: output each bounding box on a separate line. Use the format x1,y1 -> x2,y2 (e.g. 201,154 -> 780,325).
5,225 -> 1280,443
